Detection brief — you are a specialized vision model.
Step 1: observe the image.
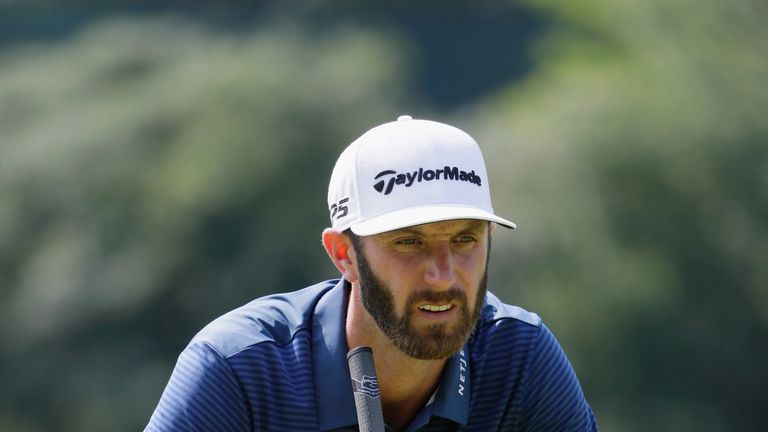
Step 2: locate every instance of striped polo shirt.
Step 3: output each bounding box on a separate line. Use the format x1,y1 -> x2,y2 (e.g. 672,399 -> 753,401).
146,279 -> 597,431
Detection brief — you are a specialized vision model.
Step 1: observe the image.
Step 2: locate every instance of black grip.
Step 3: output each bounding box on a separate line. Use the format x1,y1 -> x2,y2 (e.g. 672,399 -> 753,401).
346,346 -> 385,432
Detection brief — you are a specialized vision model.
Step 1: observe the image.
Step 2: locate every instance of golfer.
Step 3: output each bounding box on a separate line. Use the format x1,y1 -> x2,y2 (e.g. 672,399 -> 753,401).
146,116 -> 598,431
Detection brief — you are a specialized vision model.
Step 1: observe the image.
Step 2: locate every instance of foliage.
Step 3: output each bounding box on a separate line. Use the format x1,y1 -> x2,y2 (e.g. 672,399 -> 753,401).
0,17 -> 408,431
0,0 -> 766,430
469,0 -> 768,429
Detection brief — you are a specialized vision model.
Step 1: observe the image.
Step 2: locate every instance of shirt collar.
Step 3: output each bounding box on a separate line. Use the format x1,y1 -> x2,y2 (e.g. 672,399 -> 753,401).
427,345 -> 471,426
312,279 -> 471,430
313,279 -> 358,431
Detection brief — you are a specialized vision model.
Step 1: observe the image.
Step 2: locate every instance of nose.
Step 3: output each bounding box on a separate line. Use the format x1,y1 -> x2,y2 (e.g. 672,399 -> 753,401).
423,244 -> 457,290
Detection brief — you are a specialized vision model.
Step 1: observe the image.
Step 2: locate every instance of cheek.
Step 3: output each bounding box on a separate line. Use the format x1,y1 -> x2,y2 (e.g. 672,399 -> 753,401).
458,251 -> 487,279
362,252 -> 413,306
386,272 -> 419,308
380,265 -> 424,310
459,254 -> 488,302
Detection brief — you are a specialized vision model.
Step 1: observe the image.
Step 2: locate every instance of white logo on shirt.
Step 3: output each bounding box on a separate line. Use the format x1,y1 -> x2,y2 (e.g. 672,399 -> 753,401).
458,349 -> 467,396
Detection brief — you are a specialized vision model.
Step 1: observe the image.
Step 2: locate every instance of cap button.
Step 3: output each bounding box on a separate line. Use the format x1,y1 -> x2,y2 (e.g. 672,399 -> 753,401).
397,115 -> 413,121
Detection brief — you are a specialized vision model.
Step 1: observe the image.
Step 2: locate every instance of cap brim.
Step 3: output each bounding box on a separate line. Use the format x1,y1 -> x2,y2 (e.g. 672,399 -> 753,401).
349,205 -> 516,236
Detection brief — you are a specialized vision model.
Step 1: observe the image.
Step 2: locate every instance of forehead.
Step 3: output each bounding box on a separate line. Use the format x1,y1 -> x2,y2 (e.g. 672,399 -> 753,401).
375,219 -> 488,239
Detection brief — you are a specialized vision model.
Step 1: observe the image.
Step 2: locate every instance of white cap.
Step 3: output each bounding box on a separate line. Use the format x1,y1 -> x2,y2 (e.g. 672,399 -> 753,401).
327,115 -> 516,236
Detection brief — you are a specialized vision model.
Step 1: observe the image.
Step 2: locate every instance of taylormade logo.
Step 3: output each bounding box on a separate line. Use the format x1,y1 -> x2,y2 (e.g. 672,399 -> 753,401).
373,166 -> 482,195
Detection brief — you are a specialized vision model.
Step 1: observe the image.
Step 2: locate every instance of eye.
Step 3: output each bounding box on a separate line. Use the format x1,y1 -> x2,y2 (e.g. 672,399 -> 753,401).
396,237 -> 422,246
454,235 -> 477,244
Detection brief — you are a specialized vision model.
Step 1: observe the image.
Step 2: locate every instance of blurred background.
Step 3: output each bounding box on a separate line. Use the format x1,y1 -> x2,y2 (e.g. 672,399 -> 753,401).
1,0 -> 766,430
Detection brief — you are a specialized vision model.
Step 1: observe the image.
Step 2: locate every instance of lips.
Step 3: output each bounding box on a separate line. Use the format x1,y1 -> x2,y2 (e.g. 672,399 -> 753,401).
418,304 -> 453,312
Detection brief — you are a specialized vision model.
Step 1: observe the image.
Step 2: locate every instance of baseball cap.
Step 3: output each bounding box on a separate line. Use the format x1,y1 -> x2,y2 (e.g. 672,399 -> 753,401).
327,115 -> 516,236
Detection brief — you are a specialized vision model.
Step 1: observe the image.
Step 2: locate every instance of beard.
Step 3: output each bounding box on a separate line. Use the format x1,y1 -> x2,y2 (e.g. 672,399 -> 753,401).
353,241 -> 489,360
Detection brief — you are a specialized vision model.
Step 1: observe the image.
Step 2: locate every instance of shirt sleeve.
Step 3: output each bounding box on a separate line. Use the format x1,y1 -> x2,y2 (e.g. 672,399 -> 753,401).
145,341 -> 251,432
518,324 -> 598,431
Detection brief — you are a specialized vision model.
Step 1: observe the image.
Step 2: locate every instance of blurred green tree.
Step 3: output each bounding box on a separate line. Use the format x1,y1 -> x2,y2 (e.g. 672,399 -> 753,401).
1,0 -> 766,430
467,0 -> 768,430
0,16 -> 412,431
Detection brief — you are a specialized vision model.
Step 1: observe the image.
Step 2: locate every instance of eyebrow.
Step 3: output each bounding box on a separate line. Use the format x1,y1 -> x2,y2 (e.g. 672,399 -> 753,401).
381,221 -> 487,238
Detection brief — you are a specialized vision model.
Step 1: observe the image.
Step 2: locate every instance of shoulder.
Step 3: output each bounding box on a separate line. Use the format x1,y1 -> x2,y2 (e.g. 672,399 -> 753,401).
190,279 -> 339,357
470,291 -> 559,367
475,292 -> 579,373
468,293 -> 597,430
469,291 -> 544,362
481,290 -> 541,327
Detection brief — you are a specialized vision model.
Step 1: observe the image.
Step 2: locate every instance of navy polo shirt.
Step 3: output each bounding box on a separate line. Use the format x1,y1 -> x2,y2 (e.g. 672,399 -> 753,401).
146,279 -> 597,431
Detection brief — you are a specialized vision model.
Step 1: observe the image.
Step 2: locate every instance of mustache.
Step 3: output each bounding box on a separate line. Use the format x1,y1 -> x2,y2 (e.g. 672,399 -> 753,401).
406,287 -> 467,305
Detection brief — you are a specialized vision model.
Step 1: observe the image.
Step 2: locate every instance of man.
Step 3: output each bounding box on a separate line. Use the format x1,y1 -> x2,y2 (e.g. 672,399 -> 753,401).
146,115 -> 598,431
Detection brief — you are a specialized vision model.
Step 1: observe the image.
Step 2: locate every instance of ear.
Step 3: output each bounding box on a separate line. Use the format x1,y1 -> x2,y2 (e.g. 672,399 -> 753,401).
321,228 -> 360,283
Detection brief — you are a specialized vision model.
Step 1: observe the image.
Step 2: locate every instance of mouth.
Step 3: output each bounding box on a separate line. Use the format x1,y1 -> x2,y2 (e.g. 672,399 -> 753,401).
413,302 -> 459,324
417,304 -> 453,312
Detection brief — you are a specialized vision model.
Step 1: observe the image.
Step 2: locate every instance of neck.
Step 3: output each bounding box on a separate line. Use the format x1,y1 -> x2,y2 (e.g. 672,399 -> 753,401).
346,283 -> 448,431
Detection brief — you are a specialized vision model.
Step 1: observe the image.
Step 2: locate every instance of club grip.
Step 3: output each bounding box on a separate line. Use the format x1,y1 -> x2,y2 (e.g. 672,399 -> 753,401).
347,346 -> 385,432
